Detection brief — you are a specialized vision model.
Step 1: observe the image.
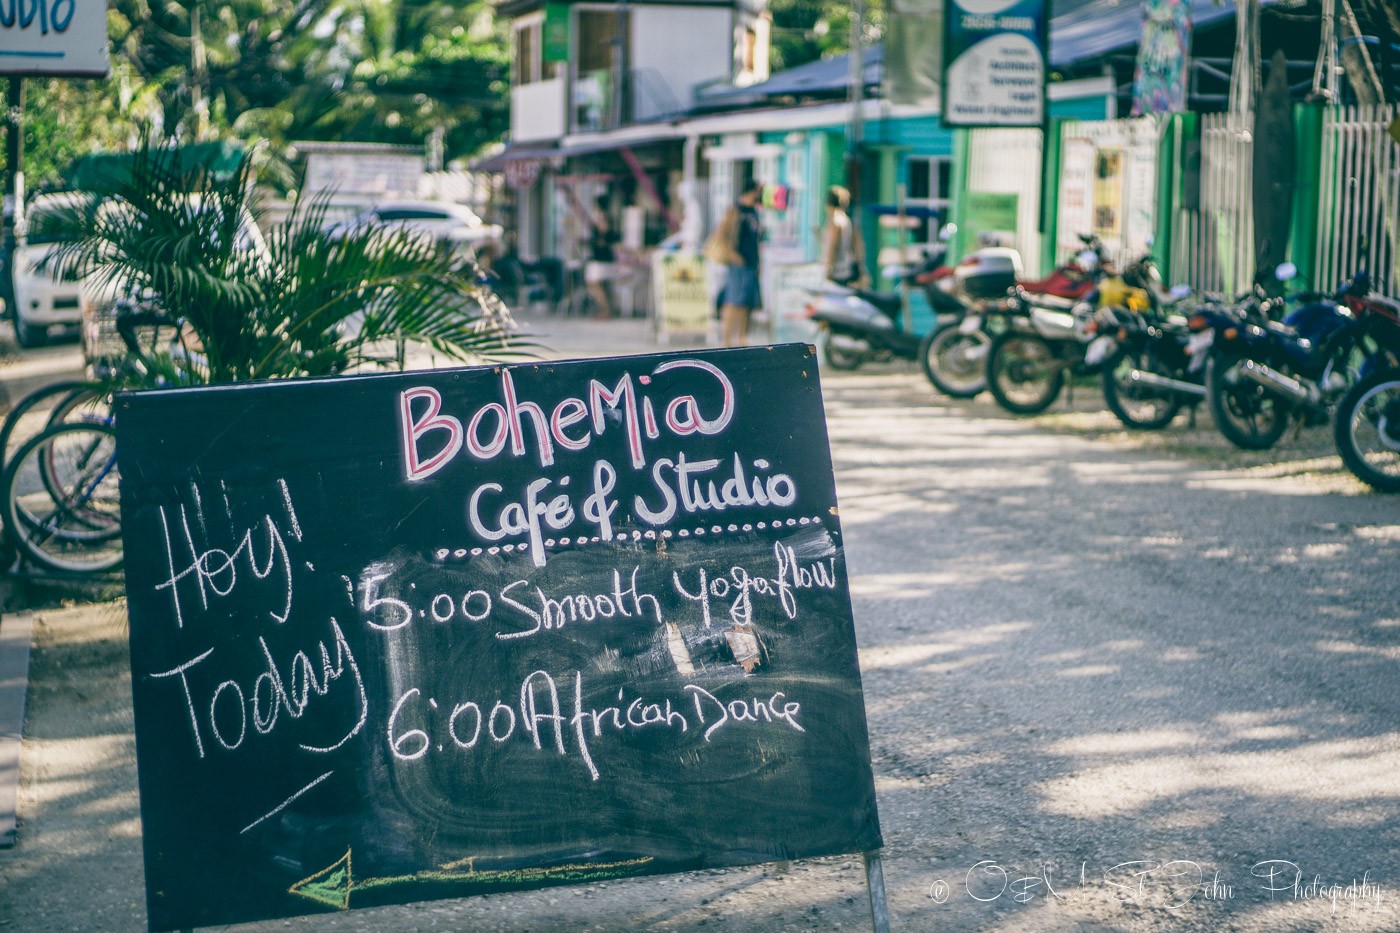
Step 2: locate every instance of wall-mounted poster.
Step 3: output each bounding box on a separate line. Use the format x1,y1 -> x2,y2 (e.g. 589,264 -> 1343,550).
1092,149 -> 1124,242
941,0 -> 1047,128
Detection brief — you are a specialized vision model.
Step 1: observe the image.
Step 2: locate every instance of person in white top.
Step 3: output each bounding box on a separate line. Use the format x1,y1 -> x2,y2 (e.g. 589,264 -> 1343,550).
821,185 -> 867,287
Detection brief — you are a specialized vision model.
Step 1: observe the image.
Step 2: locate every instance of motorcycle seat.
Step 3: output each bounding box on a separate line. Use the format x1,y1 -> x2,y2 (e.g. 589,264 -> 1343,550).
854,289 -> 904,317
1020,291 -> 1078,311
1018,275 -> 1096,301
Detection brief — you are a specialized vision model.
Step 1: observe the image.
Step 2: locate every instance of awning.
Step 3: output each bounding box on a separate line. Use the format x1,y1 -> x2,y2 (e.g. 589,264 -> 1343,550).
472,133 -> 680,173
471,143 -> 559,173
67,140 -> 247,193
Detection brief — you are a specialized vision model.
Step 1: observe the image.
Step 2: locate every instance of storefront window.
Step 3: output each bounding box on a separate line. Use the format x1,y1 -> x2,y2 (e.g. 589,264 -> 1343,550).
574,11 -> 630,130
906,155 -> 953,244
514,19 -> 561,85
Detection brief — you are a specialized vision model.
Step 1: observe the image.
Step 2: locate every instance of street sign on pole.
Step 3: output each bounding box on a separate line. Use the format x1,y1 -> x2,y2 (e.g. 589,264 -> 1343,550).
941,0 -> 1047,128
1,0 -> 110,77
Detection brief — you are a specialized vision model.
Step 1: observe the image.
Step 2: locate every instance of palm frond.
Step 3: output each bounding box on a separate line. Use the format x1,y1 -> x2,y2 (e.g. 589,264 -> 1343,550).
51,137 -> 523,386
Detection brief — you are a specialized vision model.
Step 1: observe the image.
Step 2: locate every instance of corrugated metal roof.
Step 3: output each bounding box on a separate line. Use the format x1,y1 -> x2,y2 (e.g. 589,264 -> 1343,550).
1050,0 -> 1243,67
698,0 -> 1251,108
695,45 -> 883,109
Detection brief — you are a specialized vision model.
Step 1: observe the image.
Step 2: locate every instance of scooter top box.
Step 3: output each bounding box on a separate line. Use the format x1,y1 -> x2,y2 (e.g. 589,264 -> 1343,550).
955,247 -> 1022,300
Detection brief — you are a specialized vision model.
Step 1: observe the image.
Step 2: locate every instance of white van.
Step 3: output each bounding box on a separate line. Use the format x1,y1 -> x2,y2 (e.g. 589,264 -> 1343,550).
8,193 -> 112,348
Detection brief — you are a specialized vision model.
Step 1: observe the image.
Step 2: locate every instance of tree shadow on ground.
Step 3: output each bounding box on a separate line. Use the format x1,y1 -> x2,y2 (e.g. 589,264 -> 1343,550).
824,369 -> 1400,931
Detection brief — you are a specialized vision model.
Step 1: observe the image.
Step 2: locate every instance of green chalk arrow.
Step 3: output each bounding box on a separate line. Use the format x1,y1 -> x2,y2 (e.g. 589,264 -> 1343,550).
289,848 -> 653,910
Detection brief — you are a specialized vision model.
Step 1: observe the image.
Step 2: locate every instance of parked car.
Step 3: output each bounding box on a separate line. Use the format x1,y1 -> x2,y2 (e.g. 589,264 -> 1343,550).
7,193 -> 113,348
77,197 -> 270,377
329,200 -> 504,255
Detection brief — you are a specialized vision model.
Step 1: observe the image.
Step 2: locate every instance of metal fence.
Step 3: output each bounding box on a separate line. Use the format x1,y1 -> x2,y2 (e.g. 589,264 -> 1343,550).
1172,112 -> 1255,297
1315,104 -> 1400,298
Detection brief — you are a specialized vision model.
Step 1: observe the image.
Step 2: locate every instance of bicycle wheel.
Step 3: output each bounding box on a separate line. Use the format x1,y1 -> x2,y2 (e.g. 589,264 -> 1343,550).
3,422 -> 123,574
0,380 -> 101,471
47,384 -> 112,430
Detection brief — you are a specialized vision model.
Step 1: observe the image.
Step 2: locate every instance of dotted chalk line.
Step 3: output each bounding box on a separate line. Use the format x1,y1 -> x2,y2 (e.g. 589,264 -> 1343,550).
434,516 -> 823,561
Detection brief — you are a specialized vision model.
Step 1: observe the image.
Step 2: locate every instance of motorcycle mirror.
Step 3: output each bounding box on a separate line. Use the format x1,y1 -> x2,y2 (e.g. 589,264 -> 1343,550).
1076,248 -> 1099,270
939,223 -> 957,242
1275,261 -> 1298,282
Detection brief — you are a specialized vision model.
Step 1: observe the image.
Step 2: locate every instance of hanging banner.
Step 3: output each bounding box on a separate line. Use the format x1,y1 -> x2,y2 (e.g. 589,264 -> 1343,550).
941,0 -> 1047,128
885,0 -> 944,108
543,3 -> 570,64
1130,0 -> 1192,115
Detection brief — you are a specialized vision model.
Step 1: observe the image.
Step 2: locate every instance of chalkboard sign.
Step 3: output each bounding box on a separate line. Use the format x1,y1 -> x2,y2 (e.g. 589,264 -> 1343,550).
117,345 -> 882,932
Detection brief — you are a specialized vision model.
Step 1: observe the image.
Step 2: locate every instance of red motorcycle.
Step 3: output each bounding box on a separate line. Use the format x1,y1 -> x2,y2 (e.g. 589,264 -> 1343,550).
917,235 -> 1110,398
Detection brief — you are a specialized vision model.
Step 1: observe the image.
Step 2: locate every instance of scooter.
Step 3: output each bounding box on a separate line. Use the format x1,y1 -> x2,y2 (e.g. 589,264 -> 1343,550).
804,243 -> 952,371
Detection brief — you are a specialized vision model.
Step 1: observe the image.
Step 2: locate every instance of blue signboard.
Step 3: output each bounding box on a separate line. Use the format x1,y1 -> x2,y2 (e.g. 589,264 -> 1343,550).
941,0 -> 1047,128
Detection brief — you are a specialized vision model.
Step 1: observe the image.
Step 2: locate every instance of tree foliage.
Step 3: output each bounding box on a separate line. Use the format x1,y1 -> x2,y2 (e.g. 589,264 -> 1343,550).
12,0 -> 510,192
49,143 -> 520,385
768,0 -> 885,73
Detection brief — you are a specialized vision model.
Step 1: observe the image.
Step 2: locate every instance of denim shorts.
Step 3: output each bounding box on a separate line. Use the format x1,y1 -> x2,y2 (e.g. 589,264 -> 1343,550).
721,265 -> 761,309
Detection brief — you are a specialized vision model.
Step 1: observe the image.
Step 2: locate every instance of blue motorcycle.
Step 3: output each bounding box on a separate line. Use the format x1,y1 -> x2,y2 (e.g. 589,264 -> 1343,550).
1199,265 -> 1400,450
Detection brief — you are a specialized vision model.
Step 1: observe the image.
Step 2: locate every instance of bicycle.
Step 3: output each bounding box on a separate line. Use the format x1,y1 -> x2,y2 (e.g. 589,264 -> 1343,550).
1,298 -> 187,576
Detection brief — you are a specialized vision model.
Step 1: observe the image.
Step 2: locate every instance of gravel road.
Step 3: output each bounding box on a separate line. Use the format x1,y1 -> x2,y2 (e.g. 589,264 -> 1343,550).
3,349 -> 1399,932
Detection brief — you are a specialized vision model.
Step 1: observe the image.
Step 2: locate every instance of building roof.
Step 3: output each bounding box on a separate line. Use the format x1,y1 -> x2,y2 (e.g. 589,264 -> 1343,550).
497,0 -> 738,17
1050,0 -> 1247,68
693,45 -> 883,111
697,0 -> 1252,111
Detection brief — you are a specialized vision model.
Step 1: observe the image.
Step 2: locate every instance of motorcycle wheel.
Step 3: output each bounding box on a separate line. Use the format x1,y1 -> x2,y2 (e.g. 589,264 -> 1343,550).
1102,347 -> 1185,431
920,322 -> 989,398
987,332 -> 1064,415
820,331 -> 865,371
1333,368 -> 1400,493
1205,356 -> 1292,450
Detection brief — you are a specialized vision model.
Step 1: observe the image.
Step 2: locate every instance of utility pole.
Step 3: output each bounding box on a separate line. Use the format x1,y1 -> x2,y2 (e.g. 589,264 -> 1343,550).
846,0 -> 866,208
191,4 -> 208,139
2,77 -> 23,324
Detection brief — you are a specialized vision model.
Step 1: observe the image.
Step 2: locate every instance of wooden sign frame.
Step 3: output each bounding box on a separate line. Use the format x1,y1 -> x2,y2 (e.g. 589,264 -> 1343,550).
117,345 -> 884,931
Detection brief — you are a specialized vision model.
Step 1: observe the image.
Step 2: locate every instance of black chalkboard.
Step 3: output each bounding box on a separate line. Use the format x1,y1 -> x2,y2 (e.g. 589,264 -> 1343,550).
117,344 -> 882,932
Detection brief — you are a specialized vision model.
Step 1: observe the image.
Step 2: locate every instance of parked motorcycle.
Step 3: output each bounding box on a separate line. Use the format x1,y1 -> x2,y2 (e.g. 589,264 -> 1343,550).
1334,366 -> 1400,492
985,295 -> 1106,414
806,242 -> 951,370
1203,265 -> 1400,450
1093,255 -> 1202,430
1098,307 -> 1201,430
922,234 -> 1110,399
982,238 -> 1120,414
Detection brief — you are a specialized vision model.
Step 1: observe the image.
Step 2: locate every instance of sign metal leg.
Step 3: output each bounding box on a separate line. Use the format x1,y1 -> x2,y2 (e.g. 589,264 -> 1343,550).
863,850 -> 891,933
